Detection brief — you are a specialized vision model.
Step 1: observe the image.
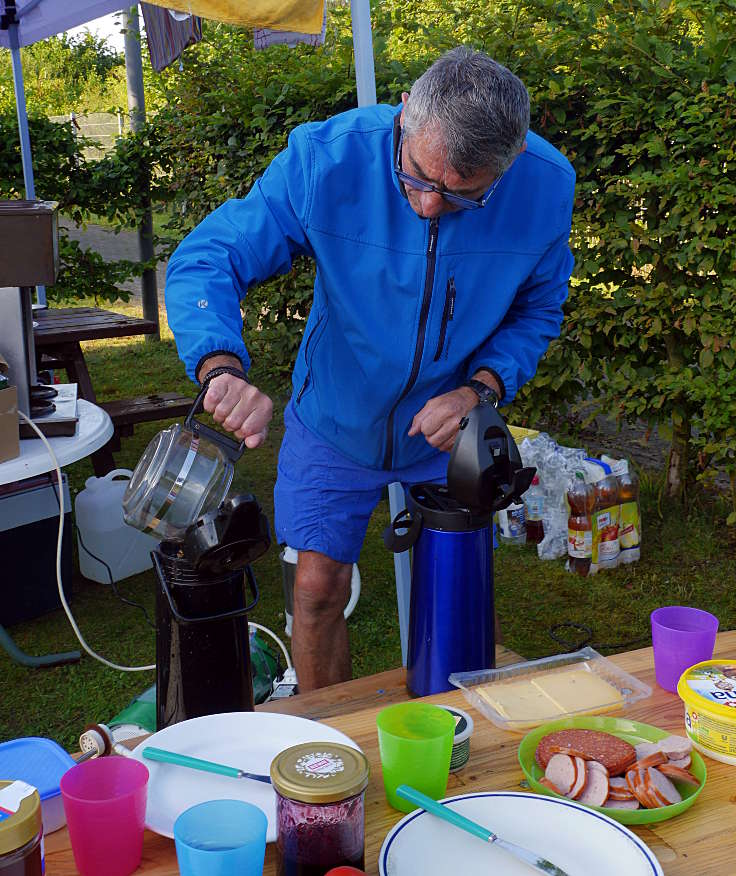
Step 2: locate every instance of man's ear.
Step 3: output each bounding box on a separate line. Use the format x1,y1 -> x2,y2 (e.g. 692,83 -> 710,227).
519,140 -> 528,155
400,91 -> 409,124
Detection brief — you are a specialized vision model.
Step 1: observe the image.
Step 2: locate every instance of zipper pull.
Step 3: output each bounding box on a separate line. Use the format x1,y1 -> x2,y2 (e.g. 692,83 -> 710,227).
448,277 -> 456,320
296,373 -> 310,403
427,218 -> 438,255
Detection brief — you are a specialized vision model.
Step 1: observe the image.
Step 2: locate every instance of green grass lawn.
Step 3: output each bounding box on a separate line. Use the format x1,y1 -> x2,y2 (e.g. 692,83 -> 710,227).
2,301 -> 734,750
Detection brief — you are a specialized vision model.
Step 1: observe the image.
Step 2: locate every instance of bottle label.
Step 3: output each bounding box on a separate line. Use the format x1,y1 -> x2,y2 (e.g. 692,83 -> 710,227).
525,496 -> 544,521
592,505 -> 620,565
619,501 -> 640,550
500,506 -> 526,538
568,528 -> 592,558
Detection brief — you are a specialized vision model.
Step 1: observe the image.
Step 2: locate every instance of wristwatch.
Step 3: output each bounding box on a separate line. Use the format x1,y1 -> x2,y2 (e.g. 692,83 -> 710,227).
463,378 -> 499,407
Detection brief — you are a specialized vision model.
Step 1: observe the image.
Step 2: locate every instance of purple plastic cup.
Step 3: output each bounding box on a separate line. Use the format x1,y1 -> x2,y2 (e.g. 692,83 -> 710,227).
651,606 -> 719,693
60,756 -> 149,876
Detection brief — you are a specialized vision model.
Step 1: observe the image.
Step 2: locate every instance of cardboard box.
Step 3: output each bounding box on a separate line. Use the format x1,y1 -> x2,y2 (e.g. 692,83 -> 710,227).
0,354 -> 20,464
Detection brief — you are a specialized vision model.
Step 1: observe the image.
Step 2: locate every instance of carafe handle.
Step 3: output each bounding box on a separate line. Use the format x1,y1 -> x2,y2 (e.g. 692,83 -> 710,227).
184,385 -> 245,462
383,507 -> 423,553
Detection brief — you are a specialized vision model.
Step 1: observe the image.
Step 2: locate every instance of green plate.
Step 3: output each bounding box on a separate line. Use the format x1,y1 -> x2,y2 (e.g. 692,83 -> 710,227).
517,715 -> 707,825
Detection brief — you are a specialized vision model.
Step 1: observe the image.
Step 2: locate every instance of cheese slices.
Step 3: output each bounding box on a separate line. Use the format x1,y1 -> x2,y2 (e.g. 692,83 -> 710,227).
475,665 -> 623,727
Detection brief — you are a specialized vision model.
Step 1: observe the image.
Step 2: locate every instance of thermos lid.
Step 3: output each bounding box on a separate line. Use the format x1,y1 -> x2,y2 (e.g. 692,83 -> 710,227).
270,742 -> 370,804
406,484 -> 489,531
0,781 -> 42,855
447,403 -> 535,514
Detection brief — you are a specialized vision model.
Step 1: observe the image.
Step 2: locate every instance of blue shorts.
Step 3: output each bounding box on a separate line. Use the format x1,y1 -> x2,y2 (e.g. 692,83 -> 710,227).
274,402 -> 448,564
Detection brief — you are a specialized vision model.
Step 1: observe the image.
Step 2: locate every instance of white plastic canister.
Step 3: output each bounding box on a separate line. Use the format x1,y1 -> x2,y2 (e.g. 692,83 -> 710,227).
75,469 -> 158,583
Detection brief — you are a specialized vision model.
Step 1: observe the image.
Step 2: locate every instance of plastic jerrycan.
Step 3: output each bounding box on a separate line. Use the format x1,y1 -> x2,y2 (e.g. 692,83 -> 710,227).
75,469 -> 159,583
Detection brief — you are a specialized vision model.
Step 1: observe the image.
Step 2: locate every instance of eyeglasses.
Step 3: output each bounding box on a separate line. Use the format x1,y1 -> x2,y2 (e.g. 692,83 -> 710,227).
394,127 -> 504,211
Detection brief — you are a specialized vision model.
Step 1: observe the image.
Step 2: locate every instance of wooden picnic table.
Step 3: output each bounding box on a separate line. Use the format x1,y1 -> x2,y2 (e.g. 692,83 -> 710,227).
44,634 -> 736,875
33,307 -> 192,475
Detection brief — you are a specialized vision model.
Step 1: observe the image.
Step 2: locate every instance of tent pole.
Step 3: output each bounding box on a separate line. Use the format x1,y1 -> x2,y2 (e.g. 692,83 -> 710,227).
9,21 -> 47,306
350,0 -> 376,107
123,4 -> 159,340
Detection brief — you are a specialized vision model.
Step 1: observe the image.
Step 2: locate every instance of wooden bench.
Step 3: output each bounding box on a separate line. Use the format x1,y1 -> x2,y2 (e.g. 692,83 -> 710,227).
100,392 -> 194,453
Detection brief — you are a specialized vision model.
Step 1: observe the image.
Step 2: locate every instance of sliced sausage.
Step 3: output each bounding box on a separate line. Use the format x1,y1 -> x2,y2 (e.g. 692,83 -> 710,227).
608,776 -> 636,800
633,750 -> 668,770
634,742 -> 661,761
657,735 -> 692,760
668,754 -> 691,769
536,730 -> 636,775
647,767 -> 682,806
588,760 -> 609,778
604,797 -> 640,810
577,762 -> 609,807
658,764 -> 701,787
544,754 -> 577,795
631,768 -> 660,809
569,756 -> 588,799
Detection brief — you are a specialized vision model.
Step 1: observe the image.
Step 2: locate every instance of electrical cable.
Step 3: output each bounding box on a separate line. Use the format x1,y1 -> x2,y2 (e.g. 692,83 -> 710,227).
18,411 -> 155,672
548,621 -> 651,654
248,620 -> 292,670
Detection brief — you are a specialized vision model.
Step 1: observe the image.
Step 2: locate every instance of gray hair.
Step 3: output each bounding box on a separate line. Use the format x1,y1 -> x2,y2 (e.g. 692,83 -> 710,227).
402,47 -> 530,178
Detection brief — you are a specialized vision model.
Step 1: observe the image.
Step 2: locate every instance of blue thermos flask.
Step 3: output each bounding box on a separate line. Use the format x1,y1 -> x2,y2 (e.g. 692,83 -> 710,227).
384,402 -> 535,697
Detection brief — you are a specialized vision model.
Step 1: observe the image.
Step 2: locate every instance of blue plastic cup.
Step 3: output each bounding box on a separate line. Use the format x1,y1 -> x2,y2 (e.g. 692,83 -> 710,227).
174,799 -> 268,876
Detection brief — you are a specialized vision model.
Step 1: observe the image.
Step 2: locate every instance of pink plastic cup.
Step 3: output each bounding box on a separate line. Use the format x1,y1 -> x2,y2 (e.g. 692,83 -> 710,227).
651,605 -> 719,693
60,756 -> 149,876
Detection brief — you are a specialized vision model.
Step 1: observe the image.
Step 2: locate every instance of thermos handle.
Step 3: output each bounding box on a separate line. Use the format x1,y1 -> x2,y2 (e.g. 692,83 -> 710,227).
184,385 -> 246,463
152,552 -> 260,625
383,508 -> 423,553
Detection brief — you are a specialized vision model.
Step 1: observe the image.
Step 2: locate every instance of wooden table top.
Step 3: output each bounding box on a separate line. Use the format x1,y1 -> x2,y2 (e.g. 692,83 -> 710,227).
44,635 -> 736,875
33,306 -> 157,346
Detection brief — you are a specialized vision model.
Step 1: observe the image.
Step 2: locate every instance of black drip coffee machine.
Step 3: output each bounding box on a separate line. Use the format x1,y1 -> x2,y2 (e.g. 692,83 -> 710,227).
151,494 -> 271,729
123,386 -> 271,730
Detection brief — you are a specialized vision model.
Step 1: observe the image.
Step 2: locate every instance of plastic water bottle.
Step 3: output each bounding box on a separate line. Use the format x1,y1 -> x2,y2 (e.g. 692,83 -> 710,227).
497,502 -> 526,545
524,475 -> 545,545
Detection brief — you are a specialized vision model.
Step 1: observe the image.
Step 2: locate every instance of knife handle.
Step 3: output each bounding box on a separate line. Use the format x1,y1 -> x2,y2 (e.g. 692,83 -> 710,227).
396,785 -> 493,843
142,746 -> 241,778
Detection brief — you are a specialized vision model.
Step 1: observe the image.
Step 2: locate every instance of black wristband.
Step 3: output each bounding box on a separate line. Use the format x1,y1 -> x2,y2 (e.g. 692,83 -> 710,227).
201,365 -> 250,387
463,378 -> 499,407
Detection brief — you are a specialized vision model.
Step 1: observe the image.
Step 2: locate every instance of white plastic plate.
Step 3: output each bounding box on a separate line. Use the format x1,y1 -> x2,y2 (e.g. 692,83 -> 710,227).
379,791 -> 663,876
130,711 -> 360,842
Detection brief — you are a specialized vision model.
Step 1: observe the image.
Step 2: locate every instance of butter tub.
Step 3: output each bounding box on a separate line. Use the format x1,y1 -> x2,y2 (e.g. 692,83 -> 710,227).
678,660 -> 736,766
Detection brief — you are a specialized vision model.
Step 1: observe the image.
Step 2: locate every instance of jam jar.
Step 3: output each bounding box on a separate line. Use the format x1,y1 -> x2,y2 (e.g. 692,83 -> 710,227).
270,742 -> 370,876
0,781 -> 43,876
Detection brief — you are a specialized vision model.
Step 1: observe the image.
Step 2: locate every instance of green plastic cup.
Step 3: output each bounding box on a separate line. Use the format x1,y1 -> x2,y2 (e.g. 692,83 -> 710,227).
376,702 -> 455,812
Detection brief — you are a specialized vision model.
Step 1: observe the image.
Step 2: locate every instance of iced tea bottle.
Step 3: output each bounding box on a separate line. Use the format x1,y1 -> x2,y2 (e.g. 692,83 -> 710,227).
524,475 -> 545,545
617,466 -> 641,563
591,473 -> 621,571
567,472 -> 594,576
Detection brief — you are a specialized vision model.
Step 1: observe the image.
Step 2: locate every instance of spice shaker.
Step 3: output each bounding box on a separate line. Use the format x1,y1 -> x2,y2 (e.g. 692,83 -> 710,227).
270,742 -> 370,876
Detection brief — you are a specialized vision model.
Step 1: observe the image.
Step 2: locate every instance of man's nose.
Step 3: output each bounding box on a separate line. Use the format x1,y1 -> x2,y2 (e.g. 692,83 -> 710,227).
419,190 -> 446,217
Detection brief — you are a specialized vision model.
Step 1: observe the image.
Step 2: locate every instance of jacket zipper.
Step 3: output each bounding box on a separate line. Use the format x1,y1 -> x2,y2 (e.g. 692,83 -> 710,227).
296,312 -> 325,403
382,218 -> 439,469
434,276 -> 456,361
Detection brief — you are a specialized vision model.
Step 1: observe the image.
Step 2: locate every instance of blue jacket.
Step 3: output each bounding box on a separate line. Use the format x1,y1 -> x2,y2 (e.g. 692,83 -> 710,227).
166,103 -> 575,470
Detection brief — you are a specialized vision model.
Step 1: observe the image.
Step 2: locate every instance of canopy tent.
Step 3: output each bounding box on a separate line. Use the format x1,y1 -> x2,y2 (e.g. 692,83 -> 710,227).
0,0 -> 377,303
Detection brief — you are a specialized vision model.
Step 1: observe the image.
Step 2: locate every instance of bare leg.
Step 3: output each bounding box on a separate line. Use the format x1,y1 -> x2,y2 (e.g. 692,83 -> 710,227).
291,550 -> 353,692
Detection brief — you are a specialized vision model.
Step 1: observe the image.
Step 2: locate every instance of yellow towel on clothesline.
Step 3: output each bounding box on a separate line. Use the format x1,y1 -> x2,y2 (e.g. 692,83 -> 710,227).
143,0 -> 324,34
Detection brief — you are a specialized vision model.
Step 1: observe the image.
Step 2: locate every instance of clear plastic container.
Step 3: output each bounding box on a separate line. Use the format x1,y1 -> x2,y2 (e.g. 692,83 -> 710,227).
75,469 -> 158,583
449,646 -> 652,732
270,743 -> 369,876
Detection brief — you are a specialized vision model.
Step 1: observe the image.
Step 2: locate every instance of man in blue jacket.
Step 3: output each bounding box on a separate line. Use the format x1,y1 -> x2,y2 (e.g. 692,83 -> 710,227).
166,47 -> 575,691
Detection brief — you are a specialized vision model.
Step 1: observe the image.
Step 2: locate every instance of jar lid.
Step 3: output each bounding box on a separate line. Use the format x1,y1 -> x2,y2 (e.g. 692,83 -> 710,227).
677,660 -> 736,719
0,781 -> 42,855
270,742 -> 370,804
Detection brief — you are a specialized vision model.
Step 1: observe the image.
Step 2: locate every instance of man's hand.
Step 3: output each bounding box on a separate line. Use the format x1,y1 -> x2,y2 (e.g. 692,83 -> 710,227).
203,374 -> 273,449
408,386 -> 479,452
